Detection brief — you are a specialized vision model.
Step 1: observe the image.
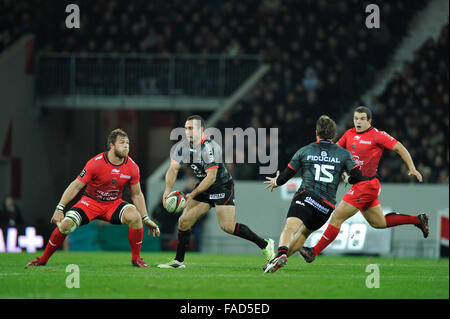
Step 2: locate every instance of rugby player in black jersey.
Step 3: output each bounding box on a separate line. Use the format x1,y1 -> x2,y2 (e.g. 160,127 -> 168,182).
263,115 -> 365,273
158,115 -> 275,268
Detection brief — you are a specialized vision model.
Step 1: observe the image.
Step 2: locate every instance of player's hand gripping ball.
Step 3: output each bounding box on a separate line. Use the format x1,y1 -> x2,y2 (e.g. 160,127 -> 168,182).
165,191 -> 186,213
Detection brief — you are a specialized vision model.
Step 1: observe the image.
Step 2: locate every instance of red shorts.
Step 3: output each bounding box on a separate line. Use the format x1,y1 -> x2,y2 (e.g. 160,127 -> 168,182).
342,178 -> 381,212
70,196 -> 133,225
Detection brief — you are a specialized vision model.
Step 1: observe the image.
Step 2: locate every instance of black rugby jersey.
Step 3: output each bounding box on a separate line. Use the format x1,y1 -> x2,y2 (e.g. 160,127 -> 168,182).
288,140 -> 357,205
171,135 -> 232,185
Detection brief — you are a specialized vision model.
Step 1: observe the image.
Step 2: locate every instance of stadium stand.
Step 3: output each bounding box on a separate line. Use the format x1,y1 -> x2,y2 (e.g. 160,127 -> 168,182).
373,25 -> 449,183
2,0 -> 445,183
210,0 -> 434,179
0,0 -> 36,52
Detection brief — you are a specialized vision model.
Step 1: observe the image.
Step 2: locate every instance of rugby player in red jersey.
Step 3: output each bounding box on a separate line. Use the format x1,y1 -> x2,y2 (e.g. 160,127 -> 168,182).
298,106 -> 429,262
26,129 -> 160,268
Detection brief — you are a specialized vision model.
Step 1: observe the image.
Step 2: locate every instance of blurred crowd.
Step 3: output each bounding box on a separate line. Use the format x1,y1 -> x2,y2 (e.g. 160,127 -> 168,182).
371,25 -> 449,183
2,0 -> 447,183
0,196 -> 23,227
0,0 -> 34,52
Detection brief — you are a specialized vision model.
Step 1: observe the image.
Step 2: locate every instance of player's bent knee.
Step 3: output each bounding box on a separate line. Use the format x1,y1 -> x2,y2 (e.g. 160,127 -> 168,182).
58,210 -> 81,234
58,219 -> 72,234
178,216 -> 192,231
122,207 -> 141,226
368,220 -> 386,229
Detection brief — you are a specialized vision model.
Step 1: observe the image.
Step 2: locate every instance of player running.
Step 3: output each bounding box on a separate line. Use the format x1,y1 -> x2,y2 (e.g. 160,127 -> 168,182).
262,115 -> 366,273
299,106 -> 429,263
26,129 -> 160,268
157,115 -> 275,269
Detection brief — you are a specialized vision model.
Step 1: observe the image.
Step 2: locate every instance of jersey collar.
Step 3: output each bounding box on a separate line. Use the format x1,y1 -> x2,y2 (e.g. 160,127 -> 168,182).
103,152 -> 128,167
193,134 -> 208,147
316,140 -> 334,144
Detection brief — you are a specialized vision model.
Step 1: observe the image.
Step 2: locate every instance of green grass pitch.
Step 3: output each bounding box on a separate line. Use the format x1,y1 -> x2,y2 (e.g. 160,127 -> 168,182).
0,251 -> 448,299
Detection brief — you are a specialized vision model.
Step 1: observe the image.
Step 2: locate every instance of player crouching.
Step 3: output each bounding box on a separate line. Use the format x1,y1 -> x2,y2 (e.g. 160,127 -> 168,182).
26,129 -> 160,268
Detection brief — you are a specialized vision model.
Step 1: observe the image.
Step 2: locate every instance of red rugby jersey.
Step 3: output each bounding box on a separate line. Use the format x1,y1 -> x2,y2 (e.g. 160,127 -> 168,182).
76,152 -> 140,202
337,127 -> 398,177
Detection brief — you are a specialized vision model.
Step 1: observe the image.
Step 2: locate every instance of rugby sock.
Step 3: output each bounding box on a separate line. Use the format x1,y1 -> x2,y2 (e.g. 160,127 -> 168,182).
175,229 -> 192,262
277,246 -> 288,258
128,227 -> 144,261
233,223 -> 267,249
41,227 -> 67,262
385,212 -> 419,227
312,224 -> 340,257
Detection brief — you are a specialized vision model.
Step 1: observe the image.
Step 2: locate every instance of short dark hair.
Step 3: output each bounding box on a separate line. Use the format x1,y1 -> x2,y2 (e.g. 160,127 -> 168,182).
354,106 -> 372,120
316,115 -> 336,140
186,115 -> 206,129
107,128 -> 128,148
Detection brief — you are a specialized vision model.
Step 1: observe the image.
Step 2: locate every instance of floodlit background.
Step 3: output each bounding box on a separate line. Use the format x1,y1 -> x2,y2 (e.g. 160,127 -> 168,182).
0,0 -> 448,258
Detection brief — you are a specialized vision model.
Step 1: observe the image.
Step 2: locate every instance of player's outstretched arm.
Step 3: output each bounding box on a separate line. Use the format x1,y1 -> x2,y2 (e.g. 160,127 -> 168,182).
163,161 -> 181,208
130,182 -> 149,219
264,164 -> 296,192
264,170 -> 280,192
130,182 -> 160,237
50,179 -> 86,224
392,142 -> 423,182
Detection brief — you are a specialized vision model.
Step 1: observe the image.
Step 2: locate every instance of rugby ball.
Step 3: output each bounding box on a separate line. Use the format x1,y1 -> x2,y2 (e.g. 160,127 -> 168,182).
165,191 -> 186,213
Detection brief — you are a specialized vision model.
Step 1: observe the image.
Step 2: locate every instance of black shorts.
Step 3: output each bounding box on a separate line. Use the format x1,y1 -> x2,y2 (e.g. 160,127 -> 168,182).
193,180 -> 235,207
287,189 -> 335,231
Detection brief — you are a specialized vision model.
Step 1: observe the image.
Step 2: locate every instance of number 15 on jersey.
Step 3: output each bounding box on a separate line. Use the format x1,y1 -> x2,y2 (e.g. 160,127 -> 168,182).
313,164 -> 335,183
